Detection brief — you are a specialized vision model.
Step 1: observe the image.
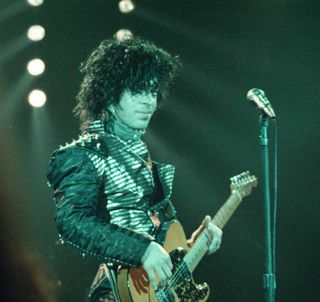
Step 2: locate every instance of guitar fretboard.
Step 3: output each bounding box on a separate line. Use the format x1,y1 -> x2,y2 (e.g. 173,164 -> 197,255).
184,191 -> 242,273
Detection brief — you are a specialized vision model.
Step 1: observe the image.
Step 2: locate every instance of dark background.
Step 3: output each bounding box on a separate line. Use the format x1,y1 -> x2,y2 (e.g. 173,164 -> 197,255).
0,1 -> 319,301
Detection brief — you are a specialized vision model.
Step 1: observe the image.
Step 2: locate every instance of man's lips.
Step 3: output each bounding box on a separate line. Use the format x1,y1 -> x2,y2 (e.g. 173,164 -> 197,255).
136,111 -> 153,114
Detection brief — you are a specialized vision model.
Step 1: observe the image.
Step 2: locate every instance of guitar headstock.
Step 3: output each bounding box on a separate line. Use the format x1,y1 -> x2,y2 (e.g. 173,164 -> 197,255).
230,171 -> 258,198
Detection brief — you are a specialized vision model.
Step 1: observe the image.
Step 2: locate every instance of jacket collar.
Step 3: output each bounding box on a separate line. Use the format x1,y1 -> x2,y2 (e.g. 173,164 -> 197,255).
84,118 -> 145,142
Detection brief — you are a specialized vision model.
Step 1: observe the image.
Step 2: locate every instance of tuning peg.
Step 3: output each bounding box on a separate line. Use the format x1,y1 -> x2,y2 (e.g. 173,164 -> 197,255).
230,176 -> 237,185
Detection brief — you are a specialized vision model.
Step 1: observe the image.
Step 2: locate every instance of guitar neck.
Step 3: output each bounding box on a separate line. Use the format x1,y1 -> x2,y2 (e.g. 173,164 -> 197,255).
184,192 -> 242,272
212,191 -> 242,229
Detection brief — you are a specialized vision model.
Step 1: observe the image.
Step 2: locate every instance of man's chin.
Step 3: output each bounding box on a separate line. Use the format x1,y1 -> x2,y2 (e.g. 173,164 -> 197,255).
133,121 -> 150,130
134,125 -> 148,130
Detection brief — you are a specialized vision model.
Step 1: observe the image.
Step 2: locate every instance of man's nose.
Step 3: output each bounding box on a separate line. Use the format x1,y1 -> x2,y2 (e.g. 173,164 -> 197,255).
141,94 -> 156,105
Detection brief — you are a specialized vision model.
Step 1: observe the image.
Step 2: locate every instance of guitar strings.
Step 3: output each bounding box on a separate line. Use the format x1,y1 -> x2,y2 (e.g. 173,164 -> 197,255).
162,229 -> 210,295
163,195 -> 230,294
163,240 -> 205,296
161,183 -> 252,296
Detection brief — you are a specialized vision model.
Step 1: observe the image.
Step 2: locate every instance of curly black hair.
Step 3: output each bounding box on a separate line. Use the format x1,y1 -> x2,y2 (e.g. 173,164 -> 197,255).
74,36 -> 181,124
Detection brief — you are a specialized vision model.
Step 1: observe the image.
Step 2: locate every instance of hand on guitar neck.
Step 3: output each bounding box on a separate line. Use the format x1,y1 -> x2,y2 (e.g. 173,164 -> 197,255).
187,215 -> 223,255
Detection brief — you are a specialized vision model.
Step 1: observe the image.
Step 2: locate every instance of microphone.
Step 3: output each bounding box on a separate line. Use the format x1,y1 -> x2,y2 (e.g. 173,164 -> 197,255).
246,88 -> 276,119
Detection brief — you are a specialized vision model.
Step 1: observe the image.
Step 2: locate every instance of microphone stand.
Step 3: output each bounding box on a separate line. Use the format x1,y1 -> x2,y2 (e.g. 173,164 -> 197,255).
259,114 -> 276,302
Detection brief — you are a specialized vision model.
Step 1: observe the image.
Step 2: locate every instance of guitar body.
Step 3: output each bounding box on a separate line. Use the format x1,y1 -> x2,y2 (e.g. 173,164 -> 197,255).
117,171 -> 258,301
118,220 -> 210,302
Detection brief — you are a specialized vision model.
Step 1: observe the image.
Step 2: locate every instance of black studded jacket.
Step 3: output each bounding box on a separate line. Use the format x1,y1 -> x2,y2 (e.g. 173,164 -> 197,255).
47,118 -> 176,268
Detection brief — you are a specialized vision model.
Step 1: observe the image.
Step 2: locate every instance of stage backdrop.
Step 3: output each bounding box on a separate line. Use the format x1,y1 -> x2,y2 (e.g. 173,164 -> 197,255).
0,1 -> 319,301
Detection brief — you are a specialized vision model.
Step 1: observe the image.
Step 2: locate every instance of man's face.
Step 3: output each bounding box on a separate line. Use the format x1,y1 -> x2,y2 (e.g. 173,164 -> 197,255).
110,90 -> 157,129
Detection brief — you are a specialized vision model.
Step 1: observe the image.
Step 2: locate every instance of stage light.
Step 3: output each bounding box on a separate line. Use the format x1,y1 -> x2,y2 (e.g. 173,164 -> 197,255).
115,29 -> 133,41
118,0 -> 134,13
28,89 -> 46,107
27,25 -> 45,41
26,0 -> 44,7
27,59 -> 45,76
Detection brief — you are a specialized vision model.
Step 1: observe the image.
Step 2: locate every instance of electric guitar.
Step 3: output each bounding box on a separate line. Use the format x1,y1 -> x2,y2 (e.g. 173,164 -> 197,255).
117,171 -> 258,302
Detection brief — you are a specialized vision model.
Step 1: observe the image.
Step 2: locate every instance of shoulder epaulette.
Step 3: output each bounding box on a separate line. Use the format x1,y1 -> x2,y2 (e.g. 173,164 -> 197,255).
57,133 -> 108,157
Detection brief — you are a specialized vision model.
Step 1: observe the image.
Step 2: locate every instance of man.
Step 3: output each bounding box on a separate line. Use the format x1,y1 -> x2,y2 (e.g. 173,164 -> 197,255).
47,36 -> 222,302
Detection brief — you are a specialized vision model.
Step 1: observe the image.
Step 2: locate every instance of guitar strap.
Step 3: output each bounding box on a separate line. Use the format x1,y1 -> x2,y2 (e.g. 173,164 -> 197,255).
88,263 -> 121,302
108,266 -> 121,302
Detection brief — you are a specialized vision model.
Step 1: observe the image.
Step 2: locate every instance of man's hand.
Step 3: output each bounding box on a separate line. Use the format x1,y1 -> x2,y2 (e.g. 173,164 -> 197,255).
188,215 -> 223,255
203,215 -> 223,254
141,241 -> 173,290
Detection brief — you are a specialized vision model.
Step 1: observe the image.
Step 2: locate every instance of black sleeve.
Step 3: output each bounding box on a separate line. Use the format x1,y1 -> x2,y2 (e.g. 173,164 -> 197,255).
47,146 -> 152,267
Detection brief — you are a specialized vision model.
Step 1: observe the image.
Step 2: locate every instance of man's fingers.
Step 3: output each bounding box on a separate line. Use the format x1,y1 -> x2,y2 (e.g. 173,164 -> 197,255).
208,222 -> 223,238
161,265 -> 173,279
208,237 -> 222,253
166,257 -> 173,270
155,264 -> 170,284
207,223 -> 223,254
145,263 -> 173,290
145,268 -> 157,290
141,242 -> 174,289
